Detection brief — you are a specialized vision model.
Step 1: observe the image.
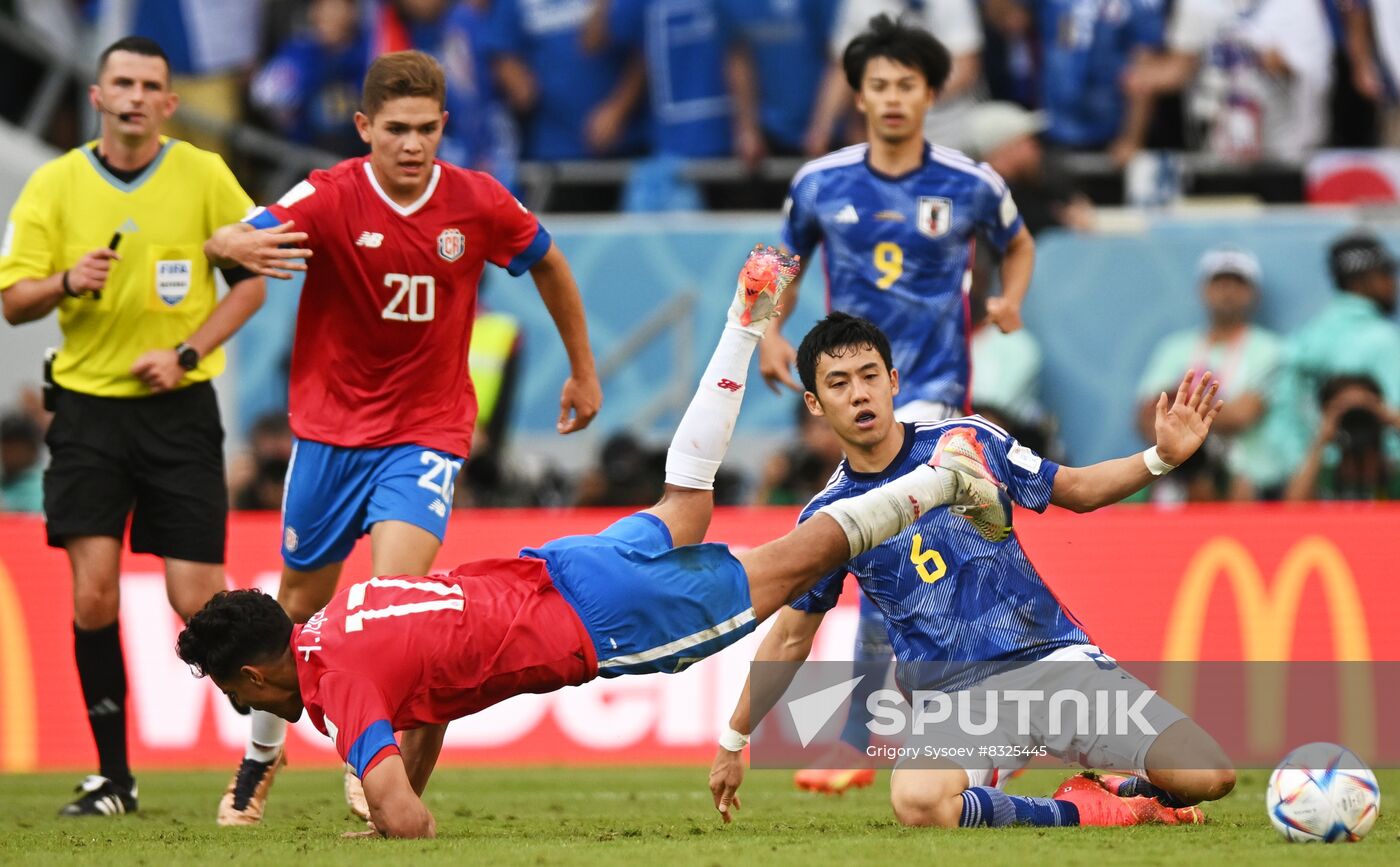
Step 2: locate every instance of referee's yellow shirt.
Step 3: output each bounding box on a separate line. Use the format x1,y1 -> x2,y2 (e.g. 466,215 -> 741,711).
0,138 -> 253,397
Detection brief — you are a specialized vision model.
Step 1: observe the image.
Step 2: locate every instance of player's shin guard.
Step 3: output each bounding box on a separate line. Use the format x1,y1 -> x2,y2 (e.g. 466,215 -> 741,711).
960,787 -> 1080,828
74,622 -> 132,790
246,709 -> 287,763
664,325 -> 761,490
817,465 -> 959,556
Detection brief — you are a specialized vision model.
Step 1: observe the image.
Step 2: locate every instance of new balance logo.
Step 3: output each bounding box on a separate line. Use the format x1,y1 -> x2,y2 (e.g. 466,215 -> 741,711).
833,205 -> 859,224
716,379 -> 743,392
355,231 -> 384,248
429,499 -> 447,517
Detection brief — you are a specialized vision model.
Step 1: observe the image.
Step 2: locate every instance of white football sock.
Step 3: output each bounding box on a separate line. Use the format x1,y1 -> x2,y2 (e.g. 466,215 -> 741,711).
664,324 -> 761,490
246,709 -> 287,763
817,465 -> 959,556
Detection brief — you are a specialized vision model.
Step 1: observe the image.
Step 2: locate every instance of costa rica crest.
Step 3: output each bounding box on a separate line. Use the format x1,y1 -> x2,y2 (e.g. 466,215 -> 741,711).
437,228 -> 466,262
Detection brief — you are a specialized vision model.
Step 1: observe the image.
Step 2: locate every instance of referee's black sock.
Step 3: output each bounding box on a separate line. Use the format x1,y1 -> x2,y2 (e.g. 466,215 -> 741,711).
73,622 -> 133,791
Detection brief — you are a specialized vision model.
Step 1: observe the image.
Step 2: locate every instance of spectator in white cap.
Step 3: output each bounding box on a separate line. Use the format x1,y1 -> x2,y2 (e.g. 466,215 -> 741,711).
1134,247 -> 1281,501
965,101 -> 1093,235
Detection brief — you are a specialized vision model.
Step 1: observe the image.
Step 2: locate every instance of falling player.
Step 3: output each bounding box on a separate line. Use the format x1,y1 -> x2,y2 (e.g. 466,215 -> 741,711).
175,248 -> 1006,839
760,14 -> 1037,794
202,50 -> 602,825
709,312 -> 1237,829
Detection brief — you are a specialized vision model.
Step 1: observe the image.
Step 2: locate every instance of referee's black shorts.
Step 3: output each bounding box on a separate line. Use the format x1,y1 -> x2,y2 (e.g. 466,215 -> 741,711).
44,381 -> 227,564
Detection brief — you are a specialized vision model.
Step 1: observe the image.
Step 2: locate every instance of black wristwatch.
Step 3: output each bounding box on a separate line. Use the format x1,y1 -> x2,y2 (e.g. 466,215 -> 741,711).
175,342 -> 200,371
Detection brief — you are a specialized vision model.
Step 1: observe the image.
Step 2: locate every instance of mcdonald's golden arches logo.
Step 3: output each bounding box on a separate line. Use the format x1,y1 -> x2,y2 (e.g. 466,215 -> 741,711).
1161,535 -> 1374,756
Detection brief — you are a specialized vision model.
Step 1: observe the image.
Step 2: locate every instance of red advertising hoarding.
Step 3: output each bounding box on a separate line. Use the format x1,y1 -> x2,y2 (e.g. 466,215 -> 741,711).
2,504 -> 1397,772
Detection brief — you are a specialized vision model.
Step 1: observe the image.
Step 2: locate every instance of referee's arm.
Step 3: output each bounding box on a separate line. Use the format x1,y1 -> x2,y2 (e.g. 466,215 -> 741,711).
129,268 -> 266,393
180,270 -> 266,359
2,246 -> 119,325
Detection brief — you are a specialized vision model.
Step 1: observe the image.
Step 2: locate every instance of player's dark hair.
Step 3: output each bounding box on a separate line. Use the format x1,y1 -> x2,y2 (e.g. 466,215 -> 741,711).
362,50 -> 446,116
796,312 -> 895,394
842,13 -> 951,92
177,590 -> 293,681
97,36 -> 170,80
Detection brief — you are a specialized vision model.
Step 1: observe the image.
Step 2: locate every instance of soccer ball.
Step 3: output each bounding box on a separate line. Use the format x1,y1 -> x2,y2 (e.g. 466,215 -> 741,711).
1266,742 -> 1380,842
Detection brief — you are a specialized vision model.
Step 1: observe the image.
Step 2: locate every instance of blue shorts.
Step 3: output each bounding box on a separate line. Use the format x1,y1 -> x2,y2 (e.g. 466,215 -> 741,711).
281,439 -> 463,570
522,513 -> 756,677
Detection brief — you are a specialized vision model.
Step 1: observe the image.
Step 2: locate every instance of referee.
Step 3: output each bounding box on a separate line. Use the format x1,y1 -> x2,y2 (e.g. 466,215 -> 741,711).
0,37 -> 270,817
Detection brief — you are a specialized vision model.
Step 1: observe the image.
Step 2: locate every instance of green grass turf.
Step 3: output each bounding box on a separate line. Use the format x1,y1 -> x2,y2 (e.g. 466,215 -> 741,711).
0,767 -> 1394,866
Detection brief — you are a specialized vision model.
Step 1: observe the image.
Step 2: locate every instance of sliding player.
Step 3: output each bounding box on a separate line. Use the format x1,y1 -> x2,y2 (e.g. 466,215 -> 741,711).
203,50 -> 601,825
175,248 -> 1004,838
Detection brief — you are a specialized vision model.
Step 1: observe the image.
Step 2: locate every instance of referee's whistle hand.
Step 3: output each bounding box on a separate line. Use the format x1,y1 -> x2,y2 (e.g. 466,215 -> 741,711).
68,248 -> 120,294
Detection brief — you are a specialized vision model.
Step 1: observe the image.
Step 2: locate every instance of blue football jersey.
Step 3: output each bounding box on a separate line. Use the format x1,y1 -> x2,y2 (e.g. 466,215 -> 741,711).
791,417 -> 1090,681
781,143 -> 1024,410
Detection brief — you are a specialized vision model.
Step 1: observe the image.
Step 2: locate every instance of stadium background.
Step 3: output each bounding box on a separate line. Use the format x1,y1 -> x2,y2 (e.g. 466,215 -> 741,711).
1,0 -> 1399,791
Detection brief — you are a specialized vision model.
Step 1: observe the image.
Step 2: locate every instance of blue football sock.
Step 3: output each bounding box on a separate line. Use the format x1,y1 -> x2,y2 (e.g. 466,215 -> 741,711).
960,786 -> 1016,827
960,787 -> 1081,827
1010,793 -> 1080,826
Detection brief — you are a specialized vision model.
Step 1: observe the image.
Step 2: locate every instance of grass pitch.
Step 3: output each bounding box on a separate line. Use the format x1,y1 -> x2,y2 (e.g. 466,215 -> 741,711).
1,767 -> 1395,866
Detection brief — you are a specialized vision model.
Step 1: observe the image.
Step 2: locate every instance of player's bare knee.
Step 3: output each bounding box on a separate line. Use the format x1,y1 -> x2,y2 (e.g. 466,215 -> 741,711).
1151,766 -> 1235,804
1185,767 -> 1235,802
890,790 -> 959,828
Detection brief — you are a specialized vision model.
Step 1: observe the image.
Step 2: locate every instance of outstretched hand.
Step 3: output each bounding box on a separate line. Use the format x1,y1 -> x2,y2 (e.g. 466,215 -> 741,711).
221,221 -> 312,279
708,747 -> 745,824
1153,369 -> 1223,467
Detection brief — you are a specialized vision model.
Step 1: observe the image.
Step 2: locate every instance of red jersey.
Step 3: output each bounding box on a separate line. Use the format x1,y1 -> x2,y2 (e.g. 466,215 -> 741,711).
250,158 -> 549,456
291,558 -> 597,778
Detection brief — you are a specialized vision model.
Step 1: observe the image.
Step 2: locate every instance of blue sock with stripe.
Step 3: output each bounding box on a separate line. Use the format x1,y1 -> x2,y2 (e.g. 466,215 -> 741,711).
959,787 -> 1080,827
1115,776 -> 1190,808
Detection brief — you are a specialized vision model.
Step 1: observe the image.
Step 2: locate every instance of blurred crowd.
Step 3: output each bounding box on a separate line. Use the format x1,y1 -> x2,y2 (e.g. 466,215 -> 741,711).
14,227 -> 1395,513
7,0 -> 1400,203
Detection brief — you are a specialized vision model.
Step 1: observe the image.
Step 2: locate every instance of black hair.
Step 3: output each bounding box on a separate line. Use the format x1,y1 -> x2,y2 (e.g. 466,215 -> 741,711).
842,13 -> 951,92
177,590 -> 292,681
796,312 -> 895,394
1319,373 -> 1383,405
97,36 -> 170,79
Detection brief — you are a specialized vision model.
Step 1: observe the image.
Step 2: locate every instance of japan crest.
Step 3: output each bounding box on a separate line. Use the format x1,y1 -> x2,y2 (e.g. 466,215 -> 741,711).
437,228 -> 466,262
917,196 -> 952,238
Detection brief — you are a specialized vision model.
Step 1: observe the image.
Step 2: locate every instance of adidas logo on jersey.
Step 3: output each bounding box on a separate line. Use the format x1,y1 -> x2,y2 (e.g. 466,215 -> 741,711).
833,204 -> 859,224
355,231 -> 384,248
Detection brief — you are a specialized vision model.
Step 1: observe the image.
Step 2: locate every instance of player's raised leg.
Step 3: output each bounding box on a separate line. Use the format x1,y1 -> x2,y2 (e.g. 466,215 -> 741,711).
642,246 -> 799,547
737,450 -> 1005,621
